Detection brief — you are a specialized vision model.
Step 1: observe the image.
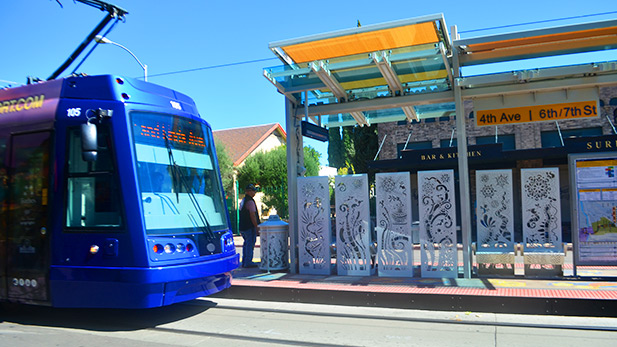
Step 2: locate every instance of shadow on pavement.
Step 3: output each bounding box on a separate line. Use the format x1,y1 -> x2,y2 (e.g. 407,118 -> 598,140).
0,299 -> 216,331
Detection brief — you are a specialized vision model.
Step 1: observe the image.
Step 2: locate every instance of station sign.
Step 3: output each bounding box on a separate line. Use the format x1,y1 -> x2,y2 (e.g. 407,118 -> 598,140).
301,120 -> 329,142
474,88 -> 599,127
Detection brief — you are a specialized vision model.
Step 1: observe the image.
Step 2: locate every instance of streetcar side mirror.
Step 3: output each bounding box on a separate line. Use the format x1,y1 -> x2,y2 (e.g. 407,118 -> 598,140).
81,122 -> 98,162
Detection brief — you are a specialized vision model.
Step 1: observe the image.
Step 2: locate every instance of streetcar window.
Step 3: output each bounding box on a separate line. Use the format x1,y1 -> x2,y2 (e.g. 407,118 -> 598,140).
65,126 -> 122,228
131,111 -> 229,235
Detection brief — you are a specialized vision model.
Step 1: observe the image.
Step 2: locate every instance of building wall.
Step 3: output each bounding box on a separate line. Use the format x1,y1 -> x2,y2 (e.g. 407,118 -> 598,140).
375,86 -> 617,242
254,132 -> 285,155
377,86 -> 617,159
237,131 -> 286,219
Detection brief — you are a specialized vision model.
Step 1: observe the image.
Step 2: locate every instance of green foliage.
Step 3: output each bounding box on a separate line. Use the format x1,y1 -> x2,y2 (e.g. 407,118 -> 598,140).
237,145 -> 321,219
342,126 -> 355,171
327,125 -> 378,173
304,146 -> 321,177
328,127 -> 344,169
214,139 -> 234,196
351,124 -> 378,173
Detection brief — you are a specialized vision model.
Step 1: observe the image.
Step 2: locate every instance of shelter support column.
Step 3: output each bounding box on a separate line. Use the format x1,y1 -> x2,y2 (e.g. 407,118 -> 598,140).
285,97 -> 303,273
453,42 -> 473,279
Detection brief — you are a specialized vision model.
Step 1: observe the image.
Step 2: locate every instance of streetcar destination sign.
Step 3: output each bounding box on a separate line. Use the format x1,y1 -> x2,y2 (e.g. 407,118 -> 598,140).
476,100 -> 598,127
474,88 -> 599,127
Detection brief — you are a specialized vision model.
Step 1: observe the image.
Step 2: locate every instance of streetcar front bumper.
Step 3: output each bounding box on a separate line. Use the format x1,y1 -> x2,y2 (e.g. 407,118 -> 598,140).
49,252 -> 239,308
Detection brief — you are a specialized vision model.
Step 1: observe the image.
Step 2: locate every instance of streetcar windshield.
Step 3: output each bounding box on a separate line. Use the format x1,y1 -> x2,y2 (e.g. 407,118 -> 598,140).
131,112 -> 229,235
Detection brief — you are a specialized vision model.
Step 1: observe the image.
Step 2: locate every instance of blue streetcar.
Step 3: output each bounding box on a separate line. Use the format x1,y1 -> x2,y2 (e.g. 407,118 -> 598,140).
0,75 -> 239,308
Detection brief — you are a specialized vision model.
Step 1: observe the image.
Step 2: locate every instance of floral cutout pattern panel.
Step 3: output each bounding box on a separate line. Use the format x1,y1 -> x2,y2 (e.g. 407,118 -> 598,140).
418,170 -> 458,278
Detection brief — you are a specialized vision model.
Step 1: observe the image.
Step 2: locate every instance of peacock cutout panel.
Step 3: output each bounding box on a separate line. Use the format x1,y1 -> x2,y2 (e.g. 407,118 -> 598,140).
376,172 -> 413,277
297,176 -> 332,275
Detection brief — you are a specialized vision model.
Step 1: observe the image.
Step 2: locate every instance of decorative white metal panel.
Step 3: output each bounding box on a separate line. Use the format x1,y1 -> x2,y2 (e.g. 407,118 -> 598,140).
475,169 -> 514,250
297,176 -> 331,275
418,170 -> 457,278
376,172 -> 413,277
335,174 -> 372,276
521,168 -> 562,249
260,224 -> 289,271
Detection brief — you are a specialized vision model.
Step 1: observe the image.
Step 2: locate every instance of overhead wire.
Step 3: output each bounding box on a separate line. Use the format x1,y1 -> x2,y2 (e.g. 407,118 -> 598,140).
2,10 -> 615,85
147,57 -> 279,78
458,10 -> 617,34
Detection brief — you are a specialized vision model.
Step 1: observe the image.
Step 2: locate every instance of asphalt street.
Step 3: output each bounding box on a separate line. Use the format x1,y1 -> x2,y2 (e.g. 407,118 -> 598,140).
1,298 -> 616,346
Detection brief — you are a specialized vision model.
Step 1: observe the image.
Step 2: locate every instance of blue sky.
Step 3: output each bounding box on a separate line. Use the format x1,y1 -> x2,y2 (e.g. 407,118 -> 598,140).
2,1 -> 616,165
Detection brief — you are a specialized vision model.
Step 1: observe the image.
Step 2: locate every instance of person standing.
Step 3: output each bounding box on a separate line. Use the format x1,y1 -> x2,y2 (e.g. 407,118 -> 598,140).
239,184 -> 260,268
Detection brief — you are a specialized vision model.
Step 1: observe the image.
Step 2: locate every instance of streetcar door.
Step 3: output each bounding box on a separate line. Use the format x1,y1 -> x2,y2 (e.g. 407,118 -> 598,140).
6,131 -> 51,303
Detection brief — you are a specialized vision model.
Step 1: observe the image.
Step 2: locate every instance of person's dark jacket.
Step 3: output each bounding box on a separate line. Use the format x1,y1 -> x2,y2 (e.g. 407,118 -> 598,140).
239,195 -> 260,231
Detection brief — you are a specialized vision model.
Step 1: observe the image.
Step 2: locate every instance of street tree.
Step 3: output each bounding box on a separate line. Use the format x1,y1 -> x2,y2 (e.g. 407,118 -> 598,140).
327,125 -> 378,174
214,139 -> 234,196
237,145 -> 320,219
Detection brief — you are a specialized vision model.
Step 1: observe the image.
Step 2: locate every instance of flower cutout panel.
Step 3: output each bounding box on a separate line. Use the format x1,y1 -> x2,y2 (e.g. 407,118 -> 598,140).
260,229 -> 289,270
418,170 -> 457,278
297,176 -> 331,275
521,168 -> 562,250
335,174 -> 372,276
376,172 -> 413,277
476,169 -> 514,251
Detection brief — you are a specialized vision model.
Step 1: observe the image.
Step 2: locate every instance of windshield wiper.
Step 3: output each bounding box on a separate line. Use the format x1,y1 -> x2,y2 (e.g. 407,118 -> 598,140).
163,131 -> 215,240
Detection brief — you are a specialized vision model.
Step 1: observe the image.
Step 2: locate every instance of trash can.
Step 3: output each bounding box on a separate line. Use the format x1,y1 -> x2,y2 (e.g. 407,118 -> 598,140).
259,215 -> 289,271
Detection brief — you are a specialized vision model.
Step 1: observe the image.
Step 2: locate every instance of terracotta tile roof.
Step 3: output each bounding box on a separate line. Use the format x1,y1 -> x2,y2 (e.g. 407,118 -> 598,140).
213,123 -> 286,166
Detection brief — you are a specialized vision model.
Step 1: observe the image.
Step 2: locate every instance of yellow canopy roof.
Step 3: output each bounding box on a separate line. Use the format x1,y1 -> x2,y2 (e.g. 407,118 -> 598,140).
281,22 -> 440,63
458,19 -> 617,66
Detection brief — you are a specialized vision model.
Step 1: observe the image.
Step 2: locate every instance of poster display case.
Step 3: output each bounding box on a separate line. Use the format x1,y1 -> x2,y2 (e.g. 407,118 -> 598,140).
569,152 -> 617,268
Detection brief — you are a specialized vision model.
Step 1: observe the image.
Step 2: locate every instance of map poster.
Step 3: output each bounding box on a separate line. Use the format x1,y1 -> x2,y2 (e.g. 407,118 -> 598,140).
569,153 -> 617,266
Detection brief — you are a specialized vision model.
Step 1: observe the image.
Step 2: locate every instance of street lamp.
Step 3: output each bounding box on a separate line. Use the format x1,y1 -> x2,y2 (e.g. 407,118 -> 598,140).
95,35 -> 148,82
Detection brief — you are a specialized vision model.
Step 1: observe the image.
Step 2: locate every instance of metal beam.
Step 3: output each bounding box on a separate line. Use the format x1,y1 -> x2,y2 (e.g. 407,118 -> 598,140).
289,67 -> 617,122
272,47 -> 296,67
266,66 -> 312,79
311,61 -> 347,100
350,111 -> 369,126
458,61 -> 617,89
263,70 -> 299,103
295,90 -> 454,118
401,105 -> 418,121
285,98 -> 303,274
372,51 -> 403,94
452,32 -> 473,279
460,72 -> 617,99
439,42 -> 454,87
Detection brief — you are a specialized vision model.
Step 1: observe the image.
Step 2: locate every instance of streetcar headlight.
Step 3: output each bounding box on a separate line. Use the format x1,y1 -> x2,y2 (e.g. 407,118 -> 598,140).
164,243 -> 174,254
176,243 -> 185,253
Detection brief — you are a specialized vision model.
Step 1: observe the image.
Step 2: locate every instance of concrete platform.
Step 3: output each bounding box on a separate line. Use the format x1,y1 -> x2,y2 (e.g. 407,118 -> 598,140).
223,236 -> 617,317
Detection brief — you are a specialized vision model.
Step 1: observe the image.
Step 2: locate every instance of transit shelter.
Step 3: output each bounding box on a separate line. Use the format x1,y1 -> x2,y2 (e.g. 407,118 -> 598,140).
264,14 -> 617,278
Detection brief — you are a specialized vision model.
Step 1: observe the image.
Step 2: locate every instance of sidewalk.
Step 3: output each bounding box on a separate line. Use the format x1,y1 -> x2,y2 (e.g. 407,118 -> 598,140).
224,236 -> 617,317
